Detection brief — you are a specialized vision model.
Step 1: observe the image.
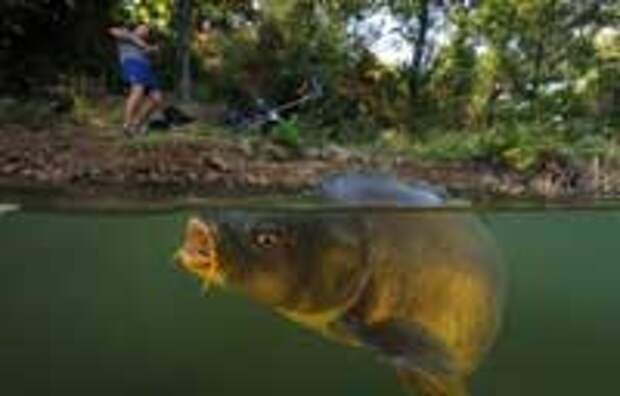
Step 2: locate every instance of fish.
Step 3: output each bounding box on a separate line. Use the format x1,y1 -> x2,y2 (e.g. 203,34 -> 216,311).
175,174 -> 506,396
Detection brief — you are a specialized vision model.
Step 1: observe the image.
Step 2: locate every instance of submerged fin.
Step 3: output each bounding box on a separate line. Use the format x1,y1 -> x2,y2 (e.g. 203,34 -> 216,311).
338,316 -> 456,376
397,369 -> 469,396
337,316 -> 469,395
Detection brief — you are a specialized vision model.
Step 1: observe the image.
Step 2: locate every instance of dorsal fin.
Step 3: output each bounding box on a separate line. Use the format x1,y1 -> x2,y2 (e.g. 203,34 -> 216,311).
319,173 -> 445,207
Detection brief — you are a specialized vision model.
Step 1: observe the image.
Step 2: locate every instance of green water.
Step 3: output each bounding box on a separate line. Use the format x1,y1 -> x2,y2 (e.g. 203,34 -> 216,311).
1,208 -> 619,395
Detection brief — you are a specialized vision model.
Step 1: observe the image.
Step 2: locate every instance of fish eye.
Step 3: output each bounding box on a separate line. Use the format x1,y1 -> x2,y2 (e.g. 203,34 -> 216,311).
250,225 -> 287,249
253,231 -> 280,249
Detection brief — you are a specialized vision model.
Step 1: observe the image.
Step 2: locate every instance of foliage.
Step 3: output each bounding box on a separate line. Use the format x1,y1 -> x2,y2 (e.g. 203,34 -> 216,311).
118,0 -> 172,28
272,116 -> 301,148
409,121 -> 617,172
0,1 -> 120,93
1,0 -> 618,170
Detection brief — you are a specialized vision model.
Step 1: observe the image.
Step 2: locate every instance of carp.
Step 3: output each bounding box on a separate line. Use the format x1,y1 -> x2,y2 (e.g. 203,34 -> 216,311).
175,174 -> 506,396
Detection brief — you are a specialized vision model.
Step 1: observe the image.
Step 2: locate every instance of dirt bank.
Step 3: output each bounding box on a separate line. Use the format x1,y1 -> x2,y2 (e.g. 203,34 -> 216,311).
0,124 -> 618,202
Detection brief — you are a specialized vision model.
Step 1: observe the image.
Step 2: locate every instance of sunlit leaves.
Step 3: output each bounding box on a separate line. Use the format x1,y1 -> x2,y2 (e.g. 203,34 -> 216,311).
120,0 -> 172,29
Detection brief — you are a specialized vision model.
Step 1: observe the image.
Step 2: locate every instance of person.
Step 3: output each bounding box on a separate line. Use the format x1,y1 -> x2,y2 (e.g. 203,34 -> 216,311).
108,23 -> 163,137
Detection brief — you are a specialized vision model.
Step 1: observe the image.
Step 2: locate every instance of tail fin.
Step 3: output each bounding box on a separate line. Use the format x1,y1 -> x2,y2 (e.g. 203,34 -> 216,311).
396,369 -> 469,396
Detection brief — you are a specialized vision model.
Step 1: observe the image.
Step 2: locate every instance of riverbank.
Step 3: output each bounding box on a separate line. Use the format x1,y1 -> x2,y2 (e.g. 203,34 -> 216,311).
1,121 -> 619,203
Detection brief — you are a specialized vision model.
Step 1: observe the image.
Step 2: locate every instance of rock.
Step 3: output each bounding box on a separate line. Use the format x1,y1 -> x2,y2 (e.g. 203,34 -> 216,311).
187,172 -> 199,183
529,174 -> 562,198
50,168 -> 65,182
301,147 -> 322,160
479,173 -> 499,189
203,154 -> 231,172
238,139 -> 254,157
1,164 -> 19,175
262,142 -> 292,162
244,173 -> 270,186
323,144 -> 353,162
33,170 -> 49,182
20,168 -> 34,178
496,178 -> 526,196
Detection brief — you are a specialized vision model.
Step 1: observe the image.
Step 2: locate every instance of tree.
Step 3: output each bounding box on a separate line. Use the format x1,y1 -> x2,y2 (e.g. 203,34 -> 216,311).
468,0 -> 618,122
173,0 -> 195,101
0,0 -> 120,93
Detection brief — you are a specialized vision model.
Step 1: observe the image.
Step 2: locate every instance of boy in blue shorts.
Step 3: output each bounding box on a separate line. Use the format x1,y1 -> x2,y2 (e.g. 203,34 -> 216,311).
109,23 -> 163,137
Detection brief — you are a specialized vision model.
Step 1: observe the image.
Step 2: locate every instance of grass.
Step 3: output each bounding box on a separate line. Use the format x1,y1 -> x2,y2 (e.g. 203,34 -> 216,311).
409,131 -> 491,162
4,91 -> 619,175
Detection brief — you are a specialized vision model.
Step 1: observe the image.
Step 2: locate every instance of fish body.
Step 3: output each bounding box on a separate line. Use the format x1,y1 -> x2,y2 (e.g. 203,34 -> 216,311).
175,174 -> 506,396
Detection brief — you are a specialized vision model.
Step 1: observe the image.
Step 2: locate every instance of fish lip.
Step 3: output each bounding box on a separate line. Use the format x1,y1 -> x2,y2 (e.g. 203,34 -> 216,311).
174,217 -> 225,287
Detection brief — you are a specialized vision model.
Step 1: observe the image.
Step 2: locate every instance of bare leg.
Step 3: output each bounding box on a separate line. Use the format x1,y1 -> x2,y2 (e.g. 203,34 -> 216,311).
124,85 -> 146,130
134,89 -> 164,134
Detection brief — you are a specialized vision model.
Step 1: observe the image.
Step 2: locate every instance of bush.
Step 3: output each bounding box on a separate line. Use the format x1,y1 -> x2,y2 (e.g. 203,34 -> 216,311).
407,121 -> 615,172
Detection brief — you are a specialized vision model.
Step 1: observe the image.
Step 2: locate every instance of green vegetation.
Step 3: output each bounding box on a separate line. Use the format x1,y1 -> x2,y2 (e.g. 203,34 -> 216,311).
1,0 -> 618,174
409,123 -> 616,171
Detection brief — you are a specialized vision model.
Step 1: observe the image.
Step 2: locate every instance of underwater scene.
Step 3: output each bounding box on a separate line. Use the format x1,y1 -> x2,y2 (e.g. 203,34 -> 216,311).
1,203 -> 619,396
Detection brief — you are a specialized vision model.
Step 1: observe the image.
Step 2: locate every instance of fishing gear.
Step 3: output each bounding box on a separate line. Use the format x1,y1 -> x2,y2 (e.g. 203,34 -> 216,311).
223,76 -> 323,131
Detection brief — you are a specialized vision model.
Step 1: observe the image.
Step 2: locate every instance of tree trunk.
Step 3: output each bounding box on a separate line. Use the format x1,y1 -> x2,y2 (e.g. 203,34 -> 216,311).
409,0 -> 431,99
73,1 -> 119,74
173,0 -> 194,102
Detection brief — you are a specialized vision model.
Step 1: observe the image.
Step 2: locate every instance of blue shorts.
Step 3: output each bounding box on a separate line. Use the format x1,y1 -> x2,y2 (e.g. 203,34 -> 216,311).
121,58 -> 160,91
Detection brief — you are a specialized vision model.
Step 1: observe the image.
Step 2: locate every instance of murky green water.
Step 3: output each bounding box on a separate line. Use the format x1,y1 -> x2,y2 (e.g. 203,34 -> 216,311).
1,207 -> 619,395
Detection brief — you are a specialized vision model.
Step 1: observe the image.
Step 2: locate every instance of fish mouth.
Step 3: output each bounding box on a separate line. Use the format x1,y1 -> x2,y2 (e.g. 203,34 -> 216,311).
174,217 -> 225,289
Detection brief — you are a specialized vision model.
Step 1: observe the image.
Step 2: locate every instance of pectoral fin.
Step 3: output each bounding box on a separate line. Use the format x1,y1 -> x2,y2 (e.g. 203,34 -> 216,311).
336,316 -> 468,396
337,316 -> 455,375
